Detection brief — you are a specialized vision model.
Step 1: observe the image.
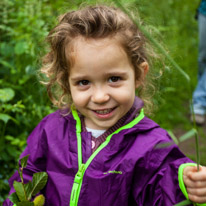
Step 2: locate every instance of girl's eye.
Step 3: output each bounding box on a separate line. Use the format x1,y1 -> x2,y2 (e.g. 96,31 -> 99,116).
78,80 -> 90,86
108,76 -> 121,83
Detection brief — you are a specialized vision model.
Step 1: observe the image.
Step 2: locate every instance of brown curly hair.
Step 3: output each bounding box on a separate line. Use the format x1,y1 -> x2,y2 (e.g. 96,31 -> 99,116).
40,5 -> 158,113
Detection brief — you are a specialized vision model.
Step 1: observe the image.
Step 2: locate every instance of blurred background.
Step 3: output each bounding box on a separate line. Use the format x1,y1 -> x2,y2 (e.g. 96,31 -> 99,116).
0,0 -> 205,203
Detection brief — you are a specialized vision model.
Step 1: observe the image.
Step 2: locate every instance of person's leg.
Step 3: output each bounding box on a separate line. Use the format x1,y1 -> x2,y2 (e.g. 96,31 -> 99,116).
197,13 -> 206,79
192,13 -> 206,124
193,69 -> 206,115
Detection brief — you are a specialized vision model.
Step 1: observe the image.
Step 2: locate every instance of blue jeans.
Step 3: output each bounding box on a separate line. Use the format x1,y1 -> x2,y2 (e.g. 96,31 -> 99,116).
192,13 -> 206,115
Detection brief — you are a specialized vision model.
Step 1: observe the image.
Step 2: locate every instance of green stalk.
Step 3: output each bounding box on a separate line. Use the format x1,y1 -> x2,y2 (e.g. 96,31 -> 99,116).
190,98 -> 200,171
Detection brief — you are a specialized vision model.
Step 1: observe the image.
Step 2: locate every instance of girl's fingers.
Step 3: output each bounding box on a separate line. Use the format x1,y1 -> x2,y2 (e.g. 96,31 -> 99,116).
187,187 -> 206,196
189,167 -> 206,181
184,166 -> 206,181
188,193 -> 206,204
184,177 -> 206,188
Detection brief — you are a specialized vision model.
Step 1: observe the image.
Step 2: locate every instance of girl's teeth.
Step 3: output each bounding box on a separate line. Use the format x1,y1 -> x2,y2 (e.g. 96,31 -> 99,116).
95,109 -> 112,114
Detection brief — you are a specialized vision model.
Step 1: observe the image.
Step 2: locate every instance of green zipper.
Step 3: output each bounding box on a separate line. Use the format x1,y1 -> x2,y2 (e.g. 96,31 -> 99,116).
69,107 -> 145,206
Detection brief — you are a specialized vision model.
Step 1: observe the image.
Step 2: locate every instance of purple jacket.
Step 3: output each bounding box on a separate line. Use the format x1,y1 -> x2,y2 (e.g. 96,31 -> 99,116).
4,98 -> 192,206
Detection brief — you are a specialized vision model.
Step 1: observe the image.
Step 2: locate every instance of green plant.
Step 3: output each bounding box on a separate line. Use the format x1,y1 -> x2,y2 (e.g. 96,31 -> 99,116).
9,155 -> 48,206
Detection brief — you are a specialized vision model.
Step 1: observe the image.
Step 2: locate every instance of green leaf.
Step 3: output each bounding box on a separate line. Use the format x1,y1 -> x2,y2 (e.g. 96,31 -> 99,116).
168,130 -> 179,145
0,88 -> 15,102
0,113 -> 19,125
0,113 -> 12,124
16,201 -> 34,206
13,181 -> 27,201
14,41 -> 28,55
8,192 -> 20,204
0,59 -> 14,69
24,181 -> 33,201
30,172 -> 48,197
163,87 -> 176,93
20,154 -> 30,169
173,199 -> 193,206
179,128 -> 197,142
154,141 -> 174,149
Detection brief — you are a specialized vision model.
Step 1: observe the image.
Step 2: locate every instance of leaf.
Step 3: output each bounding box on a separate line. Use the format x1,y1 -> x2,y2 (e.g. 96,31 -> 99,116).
14,41 -> 28,55
0,88 -> 15,102
20,154 -> 30,169
168,130 -> 179,145
0,59 -> 14,69
13,181 -> 27,201
0,113 -> 19,125
30,172 -> 48,197
163,87 -> 176,93
24,181 -> 33,201
179,128 -> 197,142
8,192 -> 20,204
16,201 -> 34,206
173,199 -> 193,206
0,113 -> 12,124
154,141 -> 174,149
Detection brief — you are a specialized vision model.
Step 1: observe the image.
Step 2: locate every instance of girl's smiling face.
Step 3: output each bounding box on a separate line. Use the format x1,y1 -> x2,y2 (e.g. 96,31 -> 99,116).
69,37 -> 139,130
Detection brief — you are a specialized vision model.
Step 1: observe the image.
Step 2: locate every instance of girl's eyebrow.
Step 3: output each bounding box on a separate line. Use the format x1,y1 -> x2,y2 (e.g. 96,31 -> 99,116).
105,71 -> 128,76
70,75 -> 90,82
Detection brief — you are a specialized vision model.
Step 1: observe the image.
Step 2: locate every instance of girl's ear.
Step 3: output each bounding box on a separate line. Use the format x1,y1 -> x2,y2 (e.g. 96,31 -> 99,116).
135,61 -> 149,88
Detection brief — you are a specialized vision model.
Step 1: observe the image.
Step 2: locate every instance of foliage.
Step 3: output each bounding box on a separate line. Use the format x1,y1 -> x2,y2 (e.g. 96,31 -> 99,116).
0,0 -> 54,202
0,0 -> 204,204
8,155 -> 47,206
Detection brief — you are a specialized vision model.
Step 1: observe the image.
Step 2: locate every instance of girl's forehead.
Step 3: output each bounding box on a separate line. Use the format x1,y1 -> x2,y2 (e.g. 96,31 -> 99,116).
72,36 -> 122,51
67,36 -> 127,64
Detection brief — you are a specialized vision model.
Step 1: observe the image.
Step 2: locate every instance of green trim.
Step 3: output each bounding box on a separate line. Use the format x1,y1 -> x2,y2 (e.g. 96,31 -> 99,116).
178,163 -> 206,206
71,108 -> 82,168
69,108 -> 144,206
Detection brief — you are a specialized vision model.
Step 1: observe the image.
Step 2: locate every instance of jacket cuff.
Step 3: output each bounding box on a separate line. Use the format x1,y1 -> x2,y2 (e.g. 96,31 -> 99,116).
178,163 -> 206,206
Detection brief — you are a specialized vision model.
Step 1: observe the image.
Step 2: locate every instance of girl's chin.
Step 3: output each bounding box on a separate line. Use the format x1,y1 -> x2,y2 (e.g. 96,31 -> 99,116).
85,118 -> 118,130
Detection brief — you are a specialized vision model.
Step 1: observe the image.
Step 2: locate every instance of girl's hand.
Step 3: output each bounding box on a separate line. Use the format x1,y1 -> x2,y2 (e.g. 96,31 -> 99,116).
183,166 -> 206,203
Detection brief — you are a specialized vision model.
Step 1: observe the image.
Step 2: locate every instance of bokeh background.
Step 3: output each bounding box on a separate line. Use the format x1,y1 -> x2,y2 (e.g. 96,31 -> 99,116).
0,0 -> 205,203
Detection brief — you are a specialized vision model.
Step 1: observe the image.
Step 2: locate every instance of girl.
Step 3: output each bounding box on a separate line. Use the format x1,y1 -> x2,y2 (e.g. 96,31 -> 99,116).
4,5 -> 206,206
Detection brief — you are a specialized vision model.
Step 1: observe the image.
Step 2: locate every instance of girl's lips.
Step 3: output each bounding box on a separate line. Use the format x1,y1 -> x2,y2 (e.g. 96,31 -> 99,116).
92,107 -> 117,118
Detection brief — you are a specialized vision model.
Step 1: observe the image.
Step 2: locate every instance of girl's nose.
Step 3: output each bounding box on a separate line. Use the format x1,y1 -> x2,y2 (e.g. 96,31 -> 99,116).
91,87 -> 110,104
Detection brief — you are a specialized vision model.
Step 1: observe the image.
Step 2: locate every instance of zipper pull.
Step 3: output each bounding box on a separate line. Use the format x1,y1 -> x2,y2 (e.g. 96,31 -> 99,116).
70,164 -> 85,206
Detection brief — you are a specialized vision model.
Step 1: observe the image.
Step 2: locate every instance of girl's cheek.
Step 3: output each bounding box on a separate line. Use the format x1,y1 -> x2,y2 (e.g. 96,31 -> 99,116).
72,93 -> 90,107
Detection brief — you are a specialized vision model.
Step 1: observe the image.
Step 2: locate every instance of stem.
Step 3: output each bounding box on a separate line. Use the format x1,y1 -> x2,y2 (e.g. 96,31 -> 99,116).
190,99 -> 200,171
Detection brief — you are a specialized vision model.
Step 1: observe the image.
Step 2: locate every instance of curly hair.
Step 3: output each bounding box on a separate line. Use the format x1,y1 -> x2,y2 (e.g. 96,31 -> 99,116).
40,5 -> 158,113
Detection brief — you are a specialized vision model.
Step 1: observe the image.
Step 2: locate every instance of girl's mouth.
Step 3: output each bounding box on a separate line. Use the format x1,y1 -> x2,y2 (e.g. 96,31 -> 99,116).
94,108 -> 114,114
92,107 -> 117,118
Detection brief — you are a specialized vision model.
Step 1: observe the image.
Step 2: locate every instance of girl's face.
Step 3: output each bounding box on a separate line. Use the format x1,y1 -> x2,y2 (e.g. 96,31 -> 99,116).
68,37 -> 139,130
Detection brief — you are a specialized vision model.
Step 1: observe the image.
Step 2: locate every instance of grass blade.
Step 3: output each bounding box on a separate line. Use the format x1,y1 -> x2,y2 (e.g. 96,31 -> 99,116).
168,130 -> 179,145
179,129 -> 197,143
174,199 -> 193,206
190,99 -> 200,171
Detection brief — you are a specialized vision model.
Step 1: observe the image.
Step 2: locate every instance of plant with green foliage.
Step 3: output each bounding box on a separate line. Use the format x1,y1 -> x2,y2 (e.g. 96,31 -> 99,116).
9,155 -> 48,206
0,0 -> 55,202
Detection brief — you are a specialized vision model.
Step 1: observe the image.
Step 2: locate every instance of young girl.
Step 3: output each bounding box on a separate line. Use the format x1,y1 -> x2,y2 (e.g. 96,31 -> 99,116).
4,5 -> 206,206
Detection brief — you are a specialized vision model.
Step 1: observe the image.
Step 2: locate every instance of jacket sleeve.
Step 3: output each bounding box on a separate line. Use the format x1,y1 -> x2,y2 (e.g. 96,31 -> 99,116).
3,118 -> 48,206
131,135 -> 195,206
